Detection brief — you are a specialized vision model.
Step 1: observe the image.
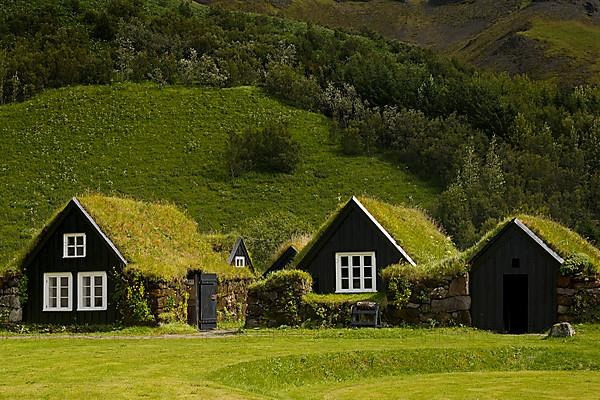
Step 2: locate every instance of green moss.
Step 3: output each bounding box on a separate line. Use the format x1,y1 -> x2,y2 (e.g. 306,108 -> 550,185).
295,196 -> 457,267
303,292 -> 385,305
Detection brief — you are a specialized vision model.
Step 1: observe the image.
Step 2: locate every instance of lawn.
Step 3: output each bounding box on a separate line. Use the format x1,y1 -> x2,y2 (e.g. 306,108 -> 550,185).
1,325 -> 599,399
0,83 -> 437,272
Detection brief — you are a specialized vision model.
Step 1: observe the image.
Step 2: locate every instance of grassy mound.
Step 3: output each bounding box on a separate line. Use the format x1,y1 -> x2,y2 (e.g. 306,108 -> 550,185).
0,83 -> 437,271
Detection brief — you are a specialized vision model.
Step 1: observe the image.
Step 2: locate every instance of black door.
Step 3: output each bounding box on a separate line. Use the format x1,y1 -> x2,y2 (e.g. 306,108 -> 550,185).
503,274 -> 528,333
199,273 -> 217,331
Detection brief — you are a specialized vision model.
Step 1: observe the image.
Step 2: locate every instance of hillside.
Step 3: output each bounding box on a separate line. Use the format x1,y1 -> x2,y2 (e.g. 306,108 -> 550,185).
0,84 -> 437,271
207,0 -> 600,84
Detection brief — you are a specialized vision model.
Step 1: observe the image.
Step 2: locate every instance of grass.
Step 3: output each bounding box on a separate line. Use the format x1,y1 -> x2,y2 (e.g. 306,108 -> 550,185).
1,325 -> 600,398
0,83 -> 438,273
520,19 -> 600,80
295,196 -> 457,268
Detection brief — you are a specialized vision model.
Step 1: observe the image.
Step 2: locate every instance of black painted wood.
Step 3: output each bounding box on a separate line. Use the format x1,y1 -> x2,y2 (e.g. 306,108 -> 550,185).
298,200 -> 406,294
263,246 -> 298,277
199,273 -> 217,330
470,222 -> 559,333
22,201 -> 125,324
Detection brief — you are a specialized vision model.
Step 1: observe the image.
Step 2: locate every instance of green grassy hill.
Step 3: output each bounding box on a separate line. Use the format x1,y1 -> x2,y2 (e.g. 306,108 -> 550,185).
207,0 -> 600,84
0,84 -> 437,271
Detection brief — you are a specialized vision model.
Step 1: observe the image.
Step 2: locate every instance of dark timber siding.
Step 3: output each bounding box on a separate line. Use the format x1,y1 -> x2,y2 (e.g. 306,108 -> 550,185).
23,205 -> 124,324
470,223 -> 559,333
303,203 -> 404,293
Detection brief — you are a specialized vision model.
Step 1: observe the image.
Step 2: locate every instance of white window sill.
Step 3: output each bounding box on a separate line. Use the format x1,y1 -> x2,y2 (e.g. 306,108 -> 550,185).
43,308 -> 72,312
335,289 -> 378,294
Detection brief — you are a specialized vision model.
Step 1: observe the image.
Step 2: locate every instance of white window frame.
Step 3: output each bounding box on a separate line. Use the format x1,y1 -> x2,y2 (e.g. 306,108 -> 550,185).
234,256 -> 246,267
335,252 -> 377,293
63,233 -> 86,258
77,271 -> 108,311
43,272 -> 73,311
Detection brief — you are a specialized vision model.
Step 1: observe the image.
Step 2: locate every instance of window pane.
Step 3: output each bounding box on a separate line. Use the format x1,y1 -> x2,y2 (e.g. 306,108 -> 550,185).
353,267 -> 361,278
60,298 -> 69,308
61,277 -> 69,287
94,286 -> 102,297
50,286 -> 57,298
76,247 -> 84,256
50,297 -> 57,308
364,267 -> 372,278
94,297 -> 103,307
76,236 -> 84,245
83,276 -> 91,286
364,256 -> 372,266
60,287 -> 68,298
84,285 -> 91,297
84,297 -> 91,307
341,279 -> 349,290
340,256 -> 348,267
353,278 -> 361,289
352,256 -> 361,266
67,247 -> 75,257
341,267 -> 349,278
49,277 -> 57,288
67,236 -> 75,245
94,276 -> 103,286
364,280 -> 372,289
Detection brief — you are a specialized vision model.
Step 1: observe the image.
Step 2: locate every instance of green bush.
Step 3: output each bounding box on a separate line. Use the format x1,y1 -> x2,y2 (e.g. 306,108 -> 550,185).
247,270 -> 312,327
264,63 -> 322,110
381,264 -> 414,309
228,122 -> 300,177
113,270 -> 154,326
560,253 -> 597,277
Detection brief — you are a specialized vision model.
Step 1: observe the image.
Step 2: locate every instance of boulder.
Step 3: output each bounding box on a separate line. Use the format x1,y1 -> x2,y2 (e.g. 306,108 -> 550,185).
556,288 -> 575,296
430,287 -> 448,300
431,296 -> 471,313
557,305 -> 570,314
449,276 -> 468,296
547,322 -> 576,338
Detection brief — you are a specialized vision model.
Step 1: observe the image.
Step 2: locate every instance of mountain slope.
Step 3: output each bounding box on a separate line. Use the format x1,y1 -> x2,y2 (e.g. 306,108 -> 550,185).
0,84 -> 437,269
207,0 -> 600,84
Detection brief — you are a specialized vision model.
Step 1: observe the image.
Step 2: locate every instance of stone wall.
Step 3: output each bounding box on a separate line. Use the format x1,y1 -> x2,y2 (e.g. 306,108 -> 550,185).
217,277 -> 254,322
556,274 -> 600,323
0,275 -> 22,323
147,278 -> 191,323
385,274 -> 471,326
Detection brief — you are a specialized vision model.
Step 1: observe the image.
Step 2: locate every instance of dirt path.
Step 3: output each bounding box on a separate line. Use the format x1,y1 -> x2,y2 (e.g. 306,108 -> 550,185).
0,329 -> 240,340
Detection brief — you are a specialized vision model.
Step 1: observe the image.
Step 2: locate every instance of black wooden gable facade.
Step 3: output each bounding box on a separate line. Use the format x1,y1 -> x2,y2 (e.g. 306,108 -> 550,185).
228,237 -> 253,272
22,198 -> 126,324
470,219 -> 563,333
297,197 -> 414,294
263,245 -> 298,277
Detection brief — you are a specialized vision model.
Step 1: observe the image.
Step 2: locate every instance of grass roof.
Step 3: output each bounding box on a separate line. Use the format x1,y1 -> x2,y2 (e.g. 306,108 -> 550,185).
295,196 -> 457,267
4,195 -> 251,280
268,234 -> 311,268
78,196 -> 253,279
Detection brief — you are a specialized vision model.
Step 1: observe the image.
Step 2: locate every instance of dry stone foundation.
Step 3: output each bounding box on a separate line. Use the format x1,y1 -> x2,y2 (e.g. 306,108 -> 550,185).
0,275 -> 22,323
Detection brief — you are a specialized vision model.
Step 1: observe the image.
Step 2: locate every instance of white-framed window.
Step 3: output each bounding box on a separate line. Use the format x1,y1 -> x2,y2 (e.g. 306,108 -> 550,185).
63,233 -> 86,258
234,256 -> 246,267
335,252 -> 377,293
77,272 -> 107,311
43,272 -> 73,311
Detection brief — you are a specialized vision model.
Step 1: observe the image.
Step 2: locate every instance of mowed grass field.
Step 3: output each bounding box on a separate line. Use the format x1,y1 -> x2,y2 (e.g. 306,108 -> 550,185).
1,325 -> 600,399
0,83 -> 437,271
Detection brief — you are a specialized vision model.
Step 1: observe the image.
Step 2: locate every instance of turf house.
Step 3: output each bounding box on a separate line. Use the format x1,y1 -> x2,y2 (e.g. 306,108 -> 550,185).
295,196 -> 457,294
2,196 -> 252,327
467,216 -> 600,333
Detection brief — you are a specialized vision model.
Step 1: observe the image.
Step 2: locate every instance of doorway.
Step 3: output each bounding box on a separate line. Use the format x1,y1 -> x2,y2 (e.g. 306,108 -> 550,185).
503,274 -> 528,333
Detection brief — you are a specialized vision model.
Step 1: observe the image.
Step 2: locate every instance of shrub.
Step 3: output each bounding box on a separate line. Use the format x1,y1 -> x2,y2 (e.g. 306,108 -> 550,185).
228,122 -> 300,176
302,292 -> 384,328
113,270 -> 154,325
560,253 -> 596,277
264,63 -> 322,110
381,264 -> 414,309
247,270 -> 312,327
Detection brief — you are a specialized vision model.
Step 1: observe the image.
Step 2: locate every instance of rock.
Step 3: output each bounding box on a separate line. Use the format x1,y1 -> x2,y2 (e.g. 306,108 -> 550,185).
449,276 -> 468,296
558,314 -> 573,323
431,296 -> 471,313
556,288 -> 575,296
556,276 -> 571,288
455,310 -> 472,325
547,322 -> 576,338
556,295 -> 572,306
430,287 -> 448,300
406,302 -> 420,309
557,305 -> 570,314
9,308 -> 22,323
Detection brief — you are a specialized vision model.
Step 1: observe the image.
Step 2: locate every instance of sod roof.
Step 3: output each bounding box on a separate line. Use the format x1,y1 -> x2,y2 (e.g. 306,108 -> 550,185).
466,215 -> 600,271
295,196 -> 458,267
6,195 -> 250,279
